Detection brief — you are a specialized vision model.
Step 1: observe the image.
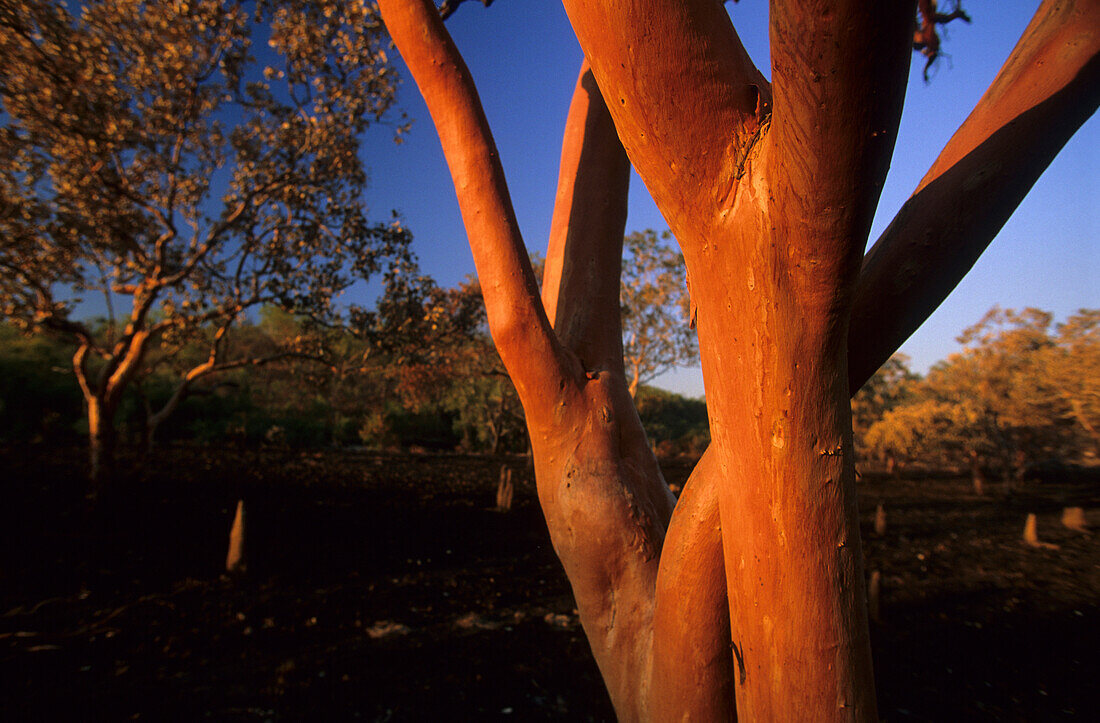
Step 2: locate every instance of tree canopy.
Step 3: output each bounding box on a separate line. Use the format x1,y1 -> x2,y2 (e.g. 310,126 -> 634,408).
865,308 -> 1100,480
0,0 -> 409,485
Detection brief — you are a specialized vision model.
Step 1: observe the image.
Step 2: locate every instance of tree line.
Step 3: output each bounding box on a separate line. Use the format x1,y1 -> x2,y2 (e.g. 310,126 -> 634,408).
854,307 -> 1099,489
5,301 -> 1095,475
0,231 -> 707,457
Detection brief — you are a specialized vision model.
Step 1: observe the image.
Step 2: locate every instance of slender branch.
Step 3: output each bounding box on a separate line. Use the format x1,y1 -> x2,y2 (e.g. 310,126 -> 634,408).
154,173 -> 290,290
103,328 -> 154,407
72,343 -> 95,404
105,149 -> 173,246
377,0 -> 569,412
93,261 -> 117,345
541,61 -> 630,376
148,349 -> 323,431
849,0 -> 1100,391
914,0 -> 972,81
0,260 -> 102,353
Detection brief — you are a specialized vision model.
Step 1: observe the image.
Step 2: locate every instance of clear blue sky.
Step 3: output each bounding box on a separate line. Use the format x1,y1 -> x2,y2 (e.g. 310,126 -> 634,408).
356,1 -> 1097,398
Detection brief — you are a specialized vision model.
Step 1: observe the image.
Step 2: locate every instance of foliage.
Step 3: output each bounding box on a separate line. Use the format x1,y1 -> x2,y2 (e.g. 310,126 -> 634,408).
403,275 -> 526,453
633,385 -> 709,457
864,307 -> 1099,478
850,353 -> 919,462
0,0 -> 408,479
620,230 -> 698,397
0,322 -> 82,442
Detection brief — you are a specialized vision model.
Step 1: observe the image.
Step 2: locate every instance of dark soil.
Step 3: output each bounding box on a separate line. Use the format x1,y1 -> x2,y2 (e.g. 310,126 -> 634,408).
1,444 -> 1097,721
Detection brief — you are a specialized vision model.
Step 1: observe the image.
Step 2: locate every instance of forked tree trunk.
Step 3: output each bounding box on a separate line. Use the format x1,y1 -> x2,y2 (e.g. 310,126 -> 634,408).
379,0 -> 1100,719
76,326 -> 154,496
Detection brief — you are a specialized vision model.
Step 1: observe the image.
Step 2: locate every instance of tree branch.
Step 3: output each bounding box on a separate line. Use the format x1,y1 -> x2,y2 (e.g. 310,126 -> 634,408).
767,0 -> 914,282
649,447 -> 734,721
559,0 -> 767,247
914,0 -> 972,81
849,0 -> 1100,391
72,343 -> 95,404
148,349 -> 323,432
377,0 -> 569,411
541,61 -> 630,377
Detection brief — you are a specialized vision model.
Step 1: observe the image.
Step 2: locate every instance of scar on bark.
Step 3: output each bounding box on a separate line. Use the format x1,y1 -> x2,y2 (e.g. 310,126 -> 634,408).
914,0 -> 972,81
685,268 -> 697,330
731,639 -> 747,684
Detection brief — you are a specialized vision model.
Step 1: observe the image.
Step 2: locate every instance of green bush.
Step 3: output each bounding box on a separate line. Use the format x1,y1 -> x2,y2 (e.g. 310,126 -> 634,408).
635,385 -> 709,453
0,326 -> 83,443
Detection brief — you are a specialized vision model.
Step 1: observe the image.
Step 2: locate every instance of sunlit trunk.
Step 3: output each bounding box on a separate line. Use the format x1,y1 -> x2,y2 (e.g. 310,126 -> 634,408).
377,0 -> 1099,718
87,396 -> 116,497
688,226 -> 876,721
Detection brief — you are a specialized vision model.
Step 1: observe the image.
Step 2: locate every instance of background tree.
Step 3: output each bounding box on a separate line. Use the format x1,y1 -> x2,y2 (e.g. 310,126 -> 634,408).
851,354 -> 919,466
0,322 -> 82,443
619,230 -> 698,397
135,305 -> 332,453
383,275 -> 527,453
381,0 -> 1098,719
1045,309 -> 1100,454
865,395 -> 991,491
0,0 -> 408,490
867,307 -> 1100,490
633,385 -> 709,458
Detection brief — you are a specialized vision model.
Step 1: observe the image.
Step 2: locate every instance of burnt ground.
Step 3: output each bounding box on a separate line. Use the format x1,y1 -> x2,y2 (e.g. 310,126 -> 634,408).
1,444 -> 1097,721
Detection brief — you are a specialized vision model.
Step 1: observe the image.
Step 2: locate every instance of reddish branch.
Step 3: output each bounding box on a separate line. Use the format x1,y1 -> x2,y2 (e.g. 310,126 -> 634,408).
541,61 -> 630,377
851,0 -> 1100,392
378,2 -> 676,717
379,0 -> 1098,720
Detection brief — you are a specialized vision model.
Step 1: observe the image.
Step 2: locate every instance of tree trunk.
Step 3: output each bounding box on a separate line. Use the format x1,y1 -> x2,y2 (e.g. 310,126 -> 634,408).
495,466 -> 514,511
969,451 -> 986,496
377,0 -> 1100,719
690,245 -> 876,720
87,396 -> 117,498
627,364 -> 641,399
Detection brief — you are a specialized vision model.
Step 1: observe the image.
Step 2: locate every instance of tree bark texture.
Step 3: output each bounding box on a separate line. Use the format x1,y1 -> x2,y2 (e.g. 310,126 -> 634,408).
378,0 -> 1100,719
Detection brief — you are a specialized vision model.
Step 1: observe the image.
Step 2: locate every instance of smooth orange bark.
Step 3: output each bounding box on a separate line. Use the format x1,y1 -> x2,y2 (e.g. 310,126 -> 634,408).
377,0 -> 1099,720
378,3 -> 674,717
542,61 -> 630,376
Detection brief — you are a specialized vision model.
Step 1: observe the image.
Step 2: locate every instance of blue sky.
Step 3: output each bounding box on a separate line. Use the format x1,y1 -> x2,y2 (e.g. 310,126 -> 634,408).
357,1 -> 1097,398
